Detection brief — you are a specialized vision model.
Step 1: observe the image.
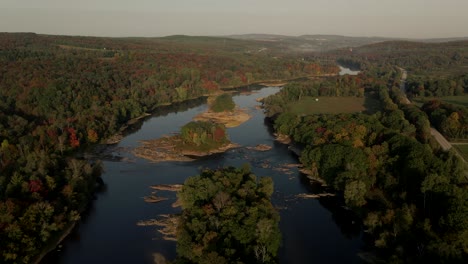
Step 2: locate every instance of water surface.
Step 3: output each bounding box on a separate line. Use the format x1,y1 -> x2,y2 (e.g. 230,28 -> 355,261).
45,87 -> 363,264
339,66 -> 360,76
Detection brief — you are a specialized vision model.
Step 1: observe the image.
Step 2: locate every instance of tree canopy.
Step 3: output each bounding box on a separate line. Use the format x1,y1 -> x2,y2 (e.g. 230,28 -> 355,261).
176,166 -> 281,263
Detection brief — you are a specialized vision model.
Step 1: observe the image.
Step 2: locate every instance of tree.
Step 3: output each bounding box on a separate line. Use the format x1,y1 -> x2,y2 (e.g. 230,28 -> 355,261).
210,94 -> 235,113
175,166 -> 281,263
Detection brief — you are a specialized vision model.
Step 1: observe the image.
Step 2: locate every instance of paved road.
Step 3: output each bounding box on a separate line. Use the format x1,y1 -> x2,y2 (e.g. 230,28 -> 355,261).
430,128 -> 452,151
397,67 -> 452,151
398,67 -> 411,104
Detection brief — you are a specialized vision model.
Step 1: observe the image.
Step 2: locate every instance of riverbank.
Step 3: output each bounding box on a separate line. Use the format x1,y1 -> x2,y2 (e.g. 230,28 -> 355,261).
103,73 -> 338,146
32,222 -> 77,264
48,85 -> 364,264
105,113 -> 152,144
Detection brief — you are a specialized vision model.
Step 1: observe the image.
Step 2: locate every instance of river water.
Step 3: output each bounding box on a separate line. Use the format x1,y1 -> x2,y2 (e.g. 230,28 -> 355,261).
339,66 -> 360,76
45,86 -> 363,263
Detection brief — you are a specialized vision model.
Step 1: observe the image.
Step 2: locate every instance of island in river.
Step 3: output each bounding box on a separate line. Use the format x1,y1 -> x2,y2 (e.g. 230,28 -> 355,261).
133,96 -> 251,162
133,135 -> 240,162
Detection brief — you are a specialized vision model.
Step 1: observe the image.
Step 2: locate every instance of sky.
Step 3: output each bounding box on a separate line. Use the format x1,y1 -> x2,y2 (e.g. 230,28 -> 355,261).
1,0 -> 467,38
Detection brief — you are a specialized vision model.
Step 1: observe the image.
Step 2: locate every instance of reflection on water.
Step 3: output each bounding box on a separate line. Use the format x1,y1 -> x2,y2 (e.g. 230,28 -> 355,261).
44,87 -> 363,264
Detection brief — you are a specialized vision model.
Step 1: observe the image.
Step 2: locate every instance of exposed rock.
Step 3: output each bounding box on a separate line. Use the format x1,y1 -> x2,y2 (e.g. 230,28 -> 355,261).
299,168 -> 328,186
194,108 -> 251,128
155,214 -> 178,241
105,134 -> 124,145
152,253 -> 168,264
133,136 -> 240,163
144,195 -> 169,203
246,144 -> 272,151
150,184 -> 183,192
137,219 -> 160,226
137,215 -> 179,241
274,133 -> 291,144
282,163 -> 302,168
296,193 -> 335,199
172,198 -> 182,208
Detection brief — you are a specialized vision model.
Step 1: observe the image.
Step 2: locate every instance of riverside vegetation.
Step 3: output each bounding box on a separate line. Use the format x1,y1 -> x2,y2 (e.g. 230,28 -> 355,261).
133,94 -> 247,162
1,32 -> 468,263
0,33 -> 330,263
264,40 -> 468,262
175,166 -> 281,264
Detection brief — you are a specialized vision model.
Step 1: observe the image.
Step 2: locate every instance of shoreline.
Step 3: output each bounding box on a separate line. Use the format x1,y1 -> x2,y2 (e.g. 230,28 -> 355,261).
33,221 -> 77,264
102,72 -> 338,145
35,74 -> 336,263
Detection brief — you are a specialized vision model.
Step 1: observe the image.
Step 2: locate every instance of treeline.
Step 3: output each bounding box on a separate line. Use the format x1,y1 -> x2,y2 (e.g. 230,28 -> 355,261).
422,100 -> 468,139
210,94 -> 235,112
262,75 -> 367,117
264,69 -> 468,262
406,74 -> 468,97
180,121 -> 228,149
0,33 -> 330,263
389,86 -> 432,143
176,166 -> 281,263
0,33 -> 332,147
337,41 -> 468,74
335,41 -> 468,98
0,138 -> 102,262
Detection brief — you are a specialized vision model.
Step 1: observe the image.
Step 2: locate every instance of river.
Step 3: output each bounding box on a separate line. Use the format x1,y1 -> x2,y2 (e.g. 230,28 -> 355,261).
44,85 -> 363,263
339,66 -> 360,76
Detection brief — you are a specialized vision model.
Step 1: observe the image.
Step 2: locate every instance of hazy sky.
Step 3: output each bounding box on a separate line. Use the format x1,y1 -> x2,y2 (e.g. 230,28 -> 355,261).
1,0 -> 467,38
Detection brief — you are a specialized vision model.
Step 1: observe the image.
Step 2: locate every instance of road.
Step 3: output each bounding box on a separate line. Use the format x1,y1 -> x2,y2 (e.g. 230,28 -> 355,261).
397,67 -> 411,104
397,67 -> 452,151
430,128 -> 452,151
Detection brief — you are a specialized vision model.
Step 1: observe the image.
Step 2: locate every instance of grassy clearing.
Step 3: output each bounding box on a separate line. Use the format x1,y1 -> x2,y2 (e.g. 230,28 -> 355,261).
412,95 -> 468,108
288,93 -> 381,115
453,144 -> 468,161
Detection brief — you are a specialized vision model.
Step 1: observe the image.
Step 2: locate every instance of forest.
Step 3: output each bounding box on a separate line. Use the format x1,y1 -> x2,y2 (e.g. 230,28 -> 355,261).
0,33 -> 330,263
180,121 -> 228,150
264,42 -> 468,262
1,32 -> 468,263
210,94 -> 236,113
175,166 -> 280,263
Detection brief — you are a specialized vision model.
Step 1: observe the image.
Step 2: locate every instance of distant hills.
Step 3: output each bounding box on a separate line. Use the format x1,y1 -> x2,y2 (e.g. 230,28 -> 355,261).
2,32 -> 468,54
227,34 -> 468,52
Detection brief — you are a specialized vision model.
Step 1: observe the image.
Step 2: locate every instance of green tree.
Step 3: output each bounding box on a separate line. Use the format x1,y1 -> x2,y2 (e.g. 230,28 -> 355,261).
175,166 -> 281,263
210,94 -> 236,113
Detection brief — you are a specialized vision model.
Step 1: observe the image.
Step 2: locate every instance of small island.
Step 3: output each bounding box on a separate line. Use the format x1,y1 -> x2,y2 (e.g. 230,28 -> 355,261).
133,94 -> 249,162
175,166 -> 281,263
194,93 -> 251,128
133,121 -> 238,162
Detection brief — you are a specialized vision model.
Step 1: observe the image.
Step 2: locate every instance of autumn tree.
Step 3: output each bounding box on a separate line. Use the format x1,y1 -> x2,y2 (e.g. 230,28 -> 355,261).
175,166 -> 281,263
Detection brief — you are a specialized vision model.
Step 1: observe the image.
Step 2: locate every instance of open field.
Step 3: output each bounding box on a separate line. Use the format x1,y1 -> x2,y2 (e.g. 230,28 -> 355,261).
287,93 -> 381,115
412,95 -> 468,107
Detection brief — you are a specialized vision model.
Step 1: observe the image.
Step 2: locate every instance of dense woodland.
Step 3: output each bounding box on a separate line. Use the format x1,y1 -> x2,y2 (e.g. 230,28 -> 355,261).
180,121 -> 228,150
210,94 -> 236,113
176,166 -> 280,263
1,32 -> 468,263
264,48 -> 468,262
406,75 -> 468,97
0,33 -> 331,263
336,40 -> 468,141
422,100 -> 468,139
